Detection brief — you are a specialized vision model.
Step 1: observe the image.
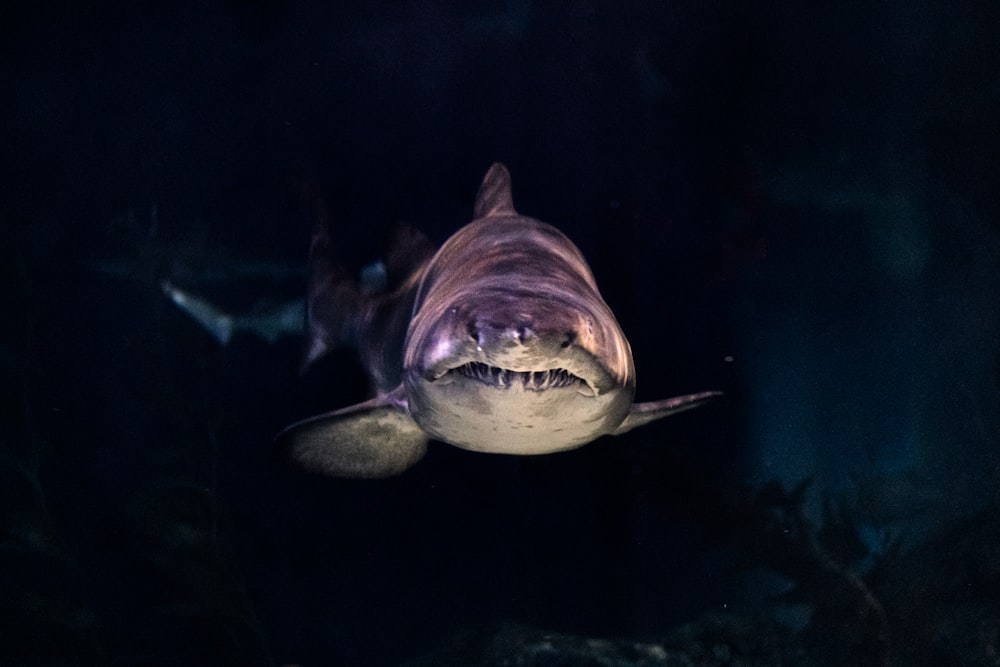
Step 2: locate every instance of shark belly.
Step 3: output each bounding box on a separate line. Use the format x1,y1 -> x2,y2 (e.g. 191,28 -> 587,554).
405,373 -> 633,454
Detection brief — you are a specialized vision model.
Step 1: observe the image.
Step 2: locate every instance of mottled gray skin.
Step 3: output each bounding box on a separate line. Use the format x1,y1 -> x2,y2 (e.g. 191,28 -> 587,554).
274,163 -> 719,478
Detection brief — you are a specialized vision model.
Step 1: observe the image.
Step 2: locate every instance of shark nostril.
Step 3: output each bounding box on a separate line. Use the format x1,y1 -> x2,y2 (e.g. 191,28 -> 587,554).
467,321 -> 479,343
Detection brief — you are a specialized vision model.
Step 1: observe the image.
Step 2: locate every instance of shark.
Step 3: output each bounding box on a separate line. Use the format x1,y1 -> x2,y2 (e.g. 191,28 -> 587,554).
161,280 -> 305,345
274,163 -> 720,478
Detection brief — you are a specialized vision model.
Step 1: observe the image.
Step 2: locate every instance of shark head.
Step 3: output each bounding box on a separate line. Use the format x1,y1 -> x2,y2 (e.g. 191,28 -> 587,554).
400,215 -> 637,454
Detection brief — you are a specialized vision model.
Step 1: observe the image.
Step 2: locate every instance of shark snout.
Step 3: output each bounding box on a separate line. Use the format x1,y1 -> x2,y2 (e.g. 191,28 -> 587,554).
461,302 -> 593,372
467,319 -> 576,351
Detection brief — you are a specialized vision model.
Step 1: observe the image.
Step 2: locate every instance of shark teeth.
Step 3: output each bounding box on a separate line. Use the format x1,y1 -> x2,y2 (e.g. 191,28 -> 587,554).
452,362 -> 583,391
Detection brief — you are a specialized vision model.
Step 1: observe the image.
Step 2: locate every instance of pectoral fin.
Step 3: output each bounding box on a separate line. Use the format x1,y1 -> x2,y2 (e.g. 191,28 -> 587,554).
613,391 -> 722,436
273,387 -> 428,478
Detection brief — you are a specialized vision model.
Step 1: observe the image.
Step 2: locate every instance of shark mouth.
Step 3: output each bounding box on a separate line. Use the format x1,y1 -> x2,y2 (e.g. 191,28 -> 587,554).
450,361 -> 585,391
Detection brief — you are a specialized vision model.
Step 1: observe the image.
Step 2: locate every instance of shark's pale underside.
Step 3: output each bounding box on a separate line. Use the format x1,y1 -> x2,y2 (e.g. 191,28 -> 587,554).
274,163 -> 720,478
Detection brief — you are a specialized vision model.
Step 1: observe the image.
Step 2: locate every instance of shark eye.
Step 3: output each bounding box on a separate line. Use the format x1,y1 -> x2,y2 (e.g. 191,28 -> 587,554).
560,331 -> 576,348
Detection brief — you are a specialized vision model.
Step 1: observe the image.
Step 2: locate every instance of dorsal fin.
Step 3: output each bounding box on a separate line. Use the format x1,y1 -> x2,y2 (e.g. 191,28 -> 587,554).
473,162 -> 517,219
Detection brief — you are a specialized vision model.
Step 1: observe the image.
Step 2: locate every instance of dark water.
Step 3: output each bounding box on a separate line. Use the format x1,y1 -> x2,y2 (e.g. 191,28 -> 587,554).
3,2 -> 999,665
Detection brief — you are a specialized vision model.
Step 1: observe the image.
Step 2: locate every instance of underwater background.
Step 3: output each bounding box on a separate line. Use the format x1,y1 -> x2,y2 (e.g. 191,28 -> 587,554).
3,1 -> 999,665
